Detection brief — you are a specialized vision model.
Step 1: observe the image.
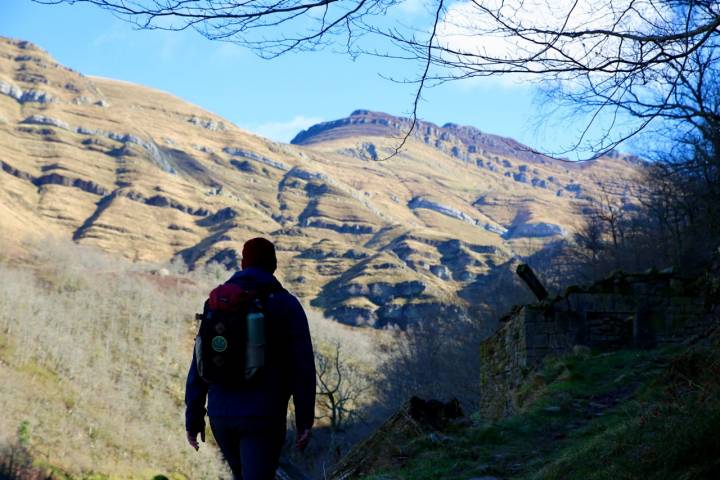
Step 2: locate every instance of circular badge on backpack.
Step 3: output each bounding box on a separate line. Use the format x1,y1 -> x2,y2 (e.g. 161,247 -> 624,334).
211,335 -> 228,352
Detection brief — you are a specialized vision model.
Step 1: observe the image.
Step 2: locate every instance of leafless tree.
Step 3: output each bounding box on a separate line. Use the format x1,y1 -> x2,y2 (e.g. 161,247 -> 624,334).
638,138 -> 720,268
37,0 -> 720,157
591,179 -> 634,246
390,0 -> 720,155
566,142 -> 720,278
315,342 -> 367,431
567,177 -> 646,277
376,314 -> 490,412
36,0 -> 398,57
573,215 -> 606,267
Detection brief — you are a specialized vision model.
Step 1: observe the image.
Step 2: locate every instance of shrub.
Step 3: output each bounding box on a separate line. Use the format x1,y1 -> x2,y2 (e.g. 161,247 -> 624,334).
0,240 -> 227,478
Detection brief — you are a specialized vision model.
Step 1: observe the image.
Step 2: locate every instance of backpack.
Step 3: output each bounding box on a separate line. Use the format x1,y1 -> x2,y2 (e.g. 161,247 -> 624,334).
194,282 -> 279,384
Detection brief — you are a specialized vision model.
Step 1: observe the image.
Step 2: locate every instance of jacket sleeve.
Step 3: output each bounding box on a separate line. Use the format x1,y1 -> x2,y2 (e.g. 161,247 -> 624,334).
184,347 -> 208,433
286,295 -> 316,432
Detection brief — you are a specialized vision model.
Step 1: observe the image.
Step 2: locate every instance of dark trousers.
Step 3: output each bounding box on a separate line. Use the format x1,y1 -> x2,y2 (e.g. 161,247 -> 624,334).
209,416 -> 287,480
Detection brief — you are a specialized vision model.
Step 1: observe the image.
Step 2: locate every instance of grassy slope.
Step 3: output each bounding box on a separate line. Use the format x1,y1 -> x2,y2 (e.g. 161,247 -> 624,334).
0,240 -> 389,479
0,36 -> 644,322
0,241 -> 229,479
362,333 -> 720,480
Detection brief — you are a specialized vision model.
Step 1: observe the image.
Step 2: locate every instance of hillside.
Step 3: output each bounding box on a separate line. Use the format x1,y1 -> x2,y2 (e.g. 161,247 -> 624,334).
328,259 -> 720,480
0,241 -> 230,478
335,342 -> 720,480
0,36 -> 642,328
0,239 -> 391,479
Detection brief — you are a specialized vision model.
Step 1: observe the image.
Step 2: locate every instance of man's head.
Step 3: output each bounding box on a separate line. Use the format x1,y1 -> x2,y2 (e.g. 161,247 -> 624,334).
241,237 -> 277,274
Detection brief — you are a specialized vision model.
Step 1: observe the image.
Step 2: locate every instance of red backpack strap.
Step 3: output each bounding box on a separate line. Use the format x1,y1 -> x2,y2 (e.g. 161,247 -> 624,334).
208,283 -> 257,311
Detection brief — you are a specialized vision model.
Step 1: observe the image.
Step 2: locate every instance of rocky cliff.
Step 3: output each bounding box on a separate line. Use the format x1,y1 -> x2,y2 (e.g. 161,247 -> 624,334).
292,109 -> 639,168
0,37 -> 642,328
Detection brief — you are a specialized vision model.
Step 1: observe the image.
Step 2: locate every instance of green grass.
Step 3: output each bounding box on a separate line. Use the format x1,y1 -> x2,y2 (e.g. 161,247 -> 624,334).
361,344 -> 720,480
528,347 -> 720,480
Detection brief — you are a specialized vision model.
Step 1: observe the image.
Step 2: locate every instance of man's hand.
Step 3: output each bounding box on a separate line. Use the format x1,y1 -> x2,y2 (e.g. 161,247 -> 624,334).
295,429 -> 311,452
186,429 -> 205,451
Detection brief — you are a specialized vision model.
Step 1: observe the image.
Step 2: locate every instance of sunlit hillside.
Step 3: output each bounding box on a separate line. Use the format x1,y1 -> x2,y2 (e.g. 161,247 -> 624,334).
0,36 -> 643,329
0,241 -> 228,478
0,239 -> 389,478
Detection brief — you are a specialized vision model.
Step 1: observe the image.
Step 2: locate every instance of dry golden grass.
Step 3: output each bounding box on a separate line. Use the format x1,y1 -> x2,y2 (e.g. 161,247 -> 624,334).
0,240 -> 229,478
0,238 -> 393,478
0,35 -> 644,327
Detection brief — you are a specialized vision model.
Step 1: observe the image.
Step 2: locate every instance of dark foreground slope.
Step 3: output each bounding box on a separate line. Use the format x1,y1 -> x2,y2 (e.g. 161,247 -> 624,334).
331,335 -> 720,480
330,258 -> 720,480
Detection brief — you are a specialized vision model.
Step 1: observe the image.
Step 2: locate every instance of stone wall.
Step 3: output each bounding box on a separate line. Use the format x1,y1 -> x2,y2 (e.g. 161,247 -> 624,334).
479,270 -> 713,419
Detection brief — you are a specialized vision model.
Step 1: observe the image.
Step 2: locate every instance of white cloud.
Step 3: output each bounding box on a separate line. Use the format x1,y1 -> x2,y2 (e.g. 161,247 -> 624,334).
435,0 -> 672,86
158,32 -> 184,61
248,116 -> 324,143
92,23 -> 191,61
449,69 -> 536,90
210,42 -> 247,62
92,22 -> 132,47
397,0 -> 426,15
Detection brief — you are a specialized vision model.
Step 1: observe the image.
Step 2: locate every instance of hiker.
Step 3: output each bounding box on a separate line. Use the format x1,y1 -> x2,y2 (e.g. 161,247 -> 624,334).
185,237 -> 316,479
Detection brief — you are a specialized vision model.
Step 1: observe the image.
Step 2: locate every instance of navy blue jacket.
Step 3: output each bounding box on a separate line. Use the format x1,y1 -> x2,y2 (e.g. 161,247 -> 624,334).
185,267 -> 316,433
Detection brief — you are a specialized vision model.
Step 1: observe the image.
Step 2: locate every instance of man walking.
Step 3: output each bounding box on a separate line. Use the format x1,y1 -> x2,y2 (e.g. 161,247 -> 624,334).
185,237 -> 316,479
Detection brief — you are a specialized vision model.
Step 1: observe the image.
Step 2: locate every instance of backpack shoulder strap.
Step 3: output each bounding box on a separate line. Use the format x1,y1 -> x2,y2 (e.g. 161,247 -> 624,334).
257,283 -> 286,298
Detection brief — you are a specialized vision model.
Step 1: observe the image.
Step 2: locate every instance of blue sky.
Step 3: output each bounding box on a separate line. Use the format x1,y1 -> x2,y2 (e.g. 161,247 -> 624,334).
1,0 -> 629,158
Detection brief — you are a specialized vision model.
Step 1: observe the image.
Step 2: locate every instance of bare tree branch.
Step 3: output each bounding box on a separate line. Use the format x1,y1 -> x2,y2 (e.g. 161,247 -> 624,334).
38,0 -> 720,157
381,0 -> 445,160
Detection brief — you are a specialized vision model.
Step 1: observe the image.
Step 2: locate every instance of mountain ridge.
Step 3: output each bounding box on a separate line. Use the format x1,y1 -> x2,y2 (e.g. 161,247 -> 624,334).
291,109 -> 638,168
0,36 -> 642,329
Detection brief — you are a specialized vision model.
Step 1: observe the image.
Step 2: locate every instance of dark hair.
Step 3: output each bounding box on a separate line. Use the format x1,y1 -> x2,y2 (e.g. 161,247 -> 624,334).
241,237 -> 277,273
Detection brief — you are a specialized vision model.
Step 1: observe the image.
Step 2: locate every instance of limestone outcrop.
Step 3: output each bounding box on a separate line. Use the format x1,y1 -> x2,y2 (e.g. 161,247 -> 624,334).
0,36 -> 644,329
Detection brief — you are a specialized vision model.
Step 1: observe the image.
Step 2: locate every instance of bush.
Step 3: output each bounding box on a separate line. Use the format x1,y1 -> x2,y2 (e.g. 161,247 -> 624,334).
0,240 -> 227,478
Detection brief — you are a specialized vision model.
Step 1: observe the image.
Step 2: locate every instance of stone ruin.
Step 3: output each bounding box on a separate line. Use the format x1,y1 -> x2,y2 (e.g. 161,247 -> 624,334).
317,254 -> 720,479
479,266 -> 715,419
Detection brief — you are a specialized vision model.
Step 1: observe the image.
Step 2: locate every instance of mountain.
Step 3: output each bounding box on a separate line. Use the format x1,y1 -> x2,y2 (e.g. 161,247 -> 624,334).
292,108 -> 611,166
0,37 -> 642,328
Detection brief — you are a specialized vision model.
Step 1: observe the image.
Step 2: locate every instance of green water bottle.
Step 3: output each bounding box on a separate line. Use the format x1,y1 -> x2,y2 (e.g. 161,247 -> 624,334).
245,299 -> 265,380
